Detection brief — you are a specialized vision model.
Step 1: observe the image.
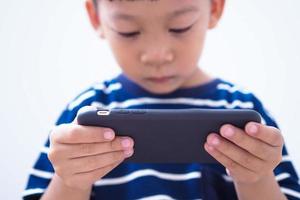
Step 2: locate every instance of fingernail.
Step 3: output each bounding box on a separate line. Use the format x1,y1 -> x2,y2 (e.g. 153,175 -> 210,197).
104,130 -> 114,140
212,137 -> 220,145
226,168 -> 231,176
208,136 -> 220,146
248,124 -> 258,134
124,149 -> 134,157
121,138 -> 132,148
206,143 -> 214,151
224,126 -> 234,137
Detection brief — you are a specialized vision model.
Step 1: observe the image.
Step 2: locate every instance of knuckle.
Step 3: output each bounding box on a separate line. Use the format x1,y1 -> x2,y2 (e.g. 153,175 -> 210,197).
49,127 -> 60,143
99,142 -> 113,154
278,134 -> 284,146
273,154 -> 282,166
241,155 -> 261,172
111,138 -> 124,151
80,143 -> 93,155
271,128 -> 284,146
243,156 -> 252,166
47,149 -> 57,163
111,151 -> 124,162
251,142 -> 279,161
228,160 -> 238,170
50,124 -> 73,143
251,146 -> 262,157
272,135 -> 280,145
109,140 -> 115,151
248,143 -> 269,159
63,125 -> 82,142
70,125 -> 81,138
233,132 -> 243,144
257,146 -> 270,158
221,142 -> 230,152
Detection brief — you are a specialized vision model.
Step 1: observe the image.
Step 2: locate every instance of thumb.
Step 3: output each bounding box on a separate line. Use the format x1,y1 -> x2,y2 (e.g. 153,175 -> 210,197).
73,106 -> 98,125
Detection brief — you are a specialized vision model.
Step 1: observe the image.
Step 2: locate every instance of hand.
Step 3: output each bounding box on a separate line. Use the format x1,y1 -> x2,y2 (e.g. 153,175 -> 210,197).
204,122 -> 284,184
48,119 -> 134,191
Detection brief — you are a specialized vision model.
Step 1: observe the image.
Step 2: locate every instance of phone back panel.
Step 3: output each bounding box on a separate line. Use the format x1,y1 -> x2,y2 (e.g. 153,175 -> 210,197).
77,108 -> 261,163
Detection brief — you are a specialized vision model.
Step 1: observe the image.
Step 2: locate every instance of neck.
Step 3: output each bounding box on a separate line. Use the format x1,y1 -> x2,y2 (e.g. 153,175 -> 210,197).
180,67 -> 213,89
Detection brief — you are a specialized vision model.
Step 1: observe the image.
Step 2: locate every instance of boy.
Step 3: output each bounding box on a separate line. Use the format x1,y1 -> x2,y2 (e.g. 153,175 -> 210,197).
23,0 -> 300,199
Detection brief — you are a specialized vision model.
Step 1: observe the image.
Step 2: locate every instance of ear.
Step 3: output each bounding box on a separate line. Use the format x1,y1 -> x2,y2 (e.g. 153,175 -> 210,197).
208,0 -> 225,29
85,0 -> 105,38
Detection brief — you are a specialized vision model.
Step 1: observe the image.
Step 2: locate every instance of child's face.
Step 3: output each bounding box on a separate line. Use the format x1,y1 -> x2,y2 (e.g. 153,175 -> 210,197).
86,0 -> 224,94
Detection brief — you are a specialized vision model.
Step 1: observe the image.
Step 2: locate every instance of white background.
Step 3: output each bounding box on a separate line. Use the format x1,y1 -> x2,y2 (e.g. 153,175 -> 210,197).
0,0 -> 299,199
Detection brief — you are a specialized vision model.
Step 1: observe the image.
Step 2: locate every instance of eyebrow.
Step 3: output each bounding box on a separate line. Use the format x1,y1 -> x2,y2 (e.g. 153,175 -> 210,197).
112,13 -> 138,21
169,6 -> 199,18
111,6 -> 199,22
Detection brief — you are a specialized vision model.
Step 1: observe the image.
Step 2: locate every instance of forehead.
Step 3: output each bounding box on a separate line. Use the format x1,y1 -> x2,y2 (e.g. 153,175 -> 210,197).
99,0 -> 205,21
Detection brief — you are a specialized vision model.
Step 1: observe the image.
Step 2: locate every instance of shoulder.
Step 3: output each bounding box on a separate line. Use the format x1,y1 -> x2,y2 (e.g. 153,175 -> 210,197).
214,79 -> 256,102
56,75 -> 124,125
215,79 -> 277,127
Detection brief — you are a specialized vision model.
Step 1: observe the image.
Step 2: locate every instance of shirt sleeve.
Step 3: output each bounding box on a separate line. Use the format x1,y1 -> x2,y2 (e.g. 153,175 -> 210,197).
252,96 -> 300,200
22,88 -> 97,200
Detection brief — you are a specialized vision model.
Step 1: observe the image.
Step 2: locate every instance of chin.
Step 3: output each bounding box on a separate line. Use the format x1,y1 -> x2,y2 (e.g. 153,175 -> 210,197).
142,84 -> 179,95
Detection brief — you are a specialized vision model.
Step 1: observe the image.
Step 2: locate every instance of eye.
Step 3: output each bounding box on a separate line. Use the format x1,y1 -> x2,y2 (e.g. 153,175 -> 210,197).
118,31 -> 140,38
169,25 -> 193,34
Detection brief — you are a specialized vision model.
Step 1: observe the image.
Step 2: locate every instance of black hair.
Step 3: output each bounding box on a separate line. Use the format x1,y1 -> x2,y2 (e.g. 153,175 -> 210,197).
93,0 -> 158,7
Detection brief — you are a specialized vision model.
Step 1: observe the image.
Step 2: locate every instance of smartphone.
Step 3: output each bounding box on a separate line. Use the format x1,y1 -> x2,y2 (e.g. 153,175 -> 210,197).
77,107 -> 261,163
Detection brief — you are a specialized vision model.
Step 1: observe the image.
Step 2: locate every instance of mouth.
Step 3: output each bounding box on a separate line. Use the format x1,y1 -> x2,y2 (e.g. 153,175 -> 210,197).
145,76 -> 176,84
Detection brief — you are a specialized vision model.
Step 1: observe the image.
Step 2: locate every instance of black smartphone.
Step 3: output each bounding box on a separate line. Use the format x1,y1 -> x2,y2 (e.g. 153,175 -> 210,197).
77,107 -> 261,163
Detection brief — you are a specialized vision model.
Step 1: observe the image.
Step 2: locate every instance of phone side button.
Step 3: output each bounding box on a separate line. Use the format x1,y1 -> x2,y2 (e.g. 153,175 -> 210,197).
116,110 -> 130,114
131,110 -> 146,114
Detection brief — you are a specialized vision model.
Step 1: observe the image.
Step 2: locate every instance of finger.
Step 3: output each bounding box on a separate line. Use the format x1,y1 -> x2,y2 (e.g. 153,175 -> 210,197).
245,122 -> 284,147
206,133 -> 264,172
220,124 -> 275,160
62,137 -> 134,159
77,159 -> 123,176
71,149 -> 134,174
72,106 -> 97,124
51,124 -> 116,144
204,142 -> 257,181
72,159 -> 123,185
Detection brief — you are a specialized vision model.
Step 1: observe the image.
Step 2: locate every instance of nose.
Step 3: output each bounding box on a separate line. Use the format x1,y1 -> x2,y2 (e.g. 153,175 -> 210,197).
140,45 -> 174,67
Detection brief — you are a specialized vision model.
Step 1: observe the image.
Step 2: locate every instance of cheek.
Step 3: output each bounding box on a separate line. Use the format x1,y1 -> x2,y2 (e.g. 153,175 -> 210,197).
188,25 -> 207,56
107,38 -> 139,71
176,31 -> 206,71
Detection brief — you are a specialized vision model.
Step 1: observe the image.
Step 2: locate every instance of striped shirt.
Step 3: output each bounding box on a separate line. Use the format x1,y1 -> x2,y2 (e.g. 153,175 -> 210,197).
23,73 -> 300,200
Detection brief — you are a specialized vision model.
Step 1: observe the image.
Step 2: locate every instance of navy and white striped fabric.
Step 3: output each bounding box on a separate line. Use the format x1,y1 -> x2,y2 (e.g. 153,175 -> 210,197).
23,73 -> 300,200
